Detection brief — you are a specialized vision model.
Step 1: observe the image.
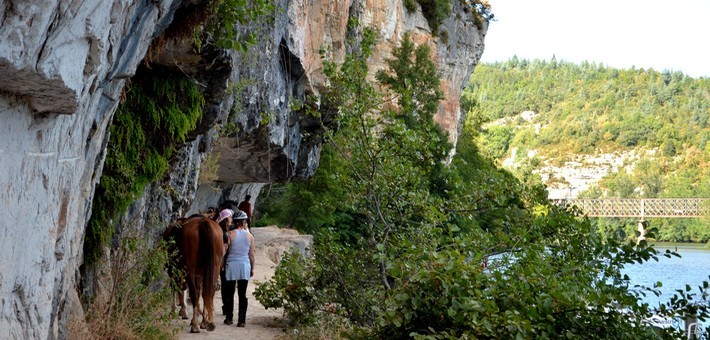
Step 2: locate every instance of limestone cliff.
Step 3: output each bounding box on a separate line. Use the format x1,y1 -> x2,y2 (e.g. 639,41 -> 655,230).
186,0 -> 486,210
0,0 -> 487,338
0,1 -> 186,338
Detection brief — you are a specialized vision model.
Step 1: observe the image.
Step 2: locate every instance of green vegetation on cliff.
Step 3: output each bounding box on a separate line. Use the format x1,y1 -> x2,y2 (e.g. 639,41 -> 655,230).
84,67 -> 204,266
208,0 -> 275,50
402,0 -> 493,33
255,29 -> 708,338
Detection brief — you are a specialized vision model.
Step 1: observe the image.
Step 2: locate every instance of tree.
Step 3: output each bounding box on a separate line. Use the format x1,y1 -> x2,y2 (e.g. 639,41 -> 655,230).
255,30 -> 709,339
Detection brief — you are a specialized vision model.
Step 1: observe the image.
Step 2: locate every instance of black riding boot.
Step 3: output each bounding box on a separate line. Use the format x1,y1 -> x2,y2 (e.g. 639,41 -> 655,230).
222,279 -> 236,324
237,299 -> 247,327
220,271 -> 227,315
237,280 -> 249,327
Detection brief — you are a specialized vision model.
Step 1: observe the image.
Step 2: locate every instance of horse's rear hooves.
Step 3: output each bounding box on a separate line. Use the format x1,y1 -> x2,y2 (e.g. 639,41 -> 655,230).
206,323 -> 216,331
189,328 -> 200,333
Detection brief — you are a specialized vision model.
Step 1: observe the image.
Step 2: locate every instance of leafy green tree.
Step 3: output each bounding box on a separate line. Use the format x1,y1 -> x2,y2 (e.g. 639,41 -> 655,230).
466,58 -> 709,202
605,172 -> 637,198
633,159 -> 664,198
662,139 -> 677,157
255,29 -> 709,339
480,125 -> 514,160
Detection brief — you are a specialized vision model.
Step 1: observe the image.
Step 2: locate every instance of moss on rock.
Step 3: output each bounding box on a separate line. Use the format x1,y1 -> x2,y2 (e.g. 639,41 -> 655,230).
84,66 -> 204,266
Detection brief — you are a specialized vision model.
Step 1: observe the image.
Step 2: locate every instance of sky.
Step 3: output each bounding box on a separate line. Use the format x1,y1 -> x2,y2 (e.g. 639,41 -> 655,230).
479,0 -> 710,78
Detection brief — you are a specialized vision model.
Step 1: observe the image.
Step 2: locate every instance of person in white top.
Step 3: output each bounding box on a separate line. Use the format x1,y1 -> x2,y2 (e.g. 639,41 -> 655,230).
216,208 -> 234,316
221,210 -> 254,327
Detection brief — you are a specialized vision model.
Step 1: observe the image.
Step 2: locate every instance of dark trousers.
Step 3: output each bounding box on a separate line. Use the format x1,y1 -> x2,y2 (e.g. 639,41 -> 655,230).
222,279 -> 249,322
220,271 -> 227,315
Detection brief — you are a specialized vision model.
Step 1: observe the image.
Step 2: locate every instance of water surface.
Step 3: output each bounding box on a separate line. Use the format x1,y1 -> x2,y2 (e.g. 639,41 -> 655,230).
622,242 -> 710,335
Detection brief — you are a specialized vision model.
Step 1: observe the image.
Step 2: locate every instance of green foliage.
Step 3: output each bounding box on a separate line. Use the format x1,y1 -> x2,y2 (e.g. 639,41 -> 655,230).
255,147 -> 362,239
468,59 -> 710,158
479,124 -> 513,159
466,58 -> 710,242
654,218 -> 710,243
313,29 -> 452,250
414,0 -> 451,33
463,0 -> 495,29
84,67 -> 204,266
376,33 -> 445,129
255,27 -> 709,338
369,218 -> 673,339
402,0 -> 493,33
403,0 -> 417,12
77,227 -> 178,339
255,231 -> 380,327
264,28 -> 451,239
208,0 -> 275,51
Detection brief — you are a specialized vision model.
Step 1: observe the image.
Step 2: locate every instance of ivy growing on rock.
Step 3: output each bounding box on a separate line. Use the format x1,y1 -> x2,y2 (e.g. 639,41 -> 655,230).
207,0 -> 276,51
84,66 -> 204,266
402,0 -> 493,34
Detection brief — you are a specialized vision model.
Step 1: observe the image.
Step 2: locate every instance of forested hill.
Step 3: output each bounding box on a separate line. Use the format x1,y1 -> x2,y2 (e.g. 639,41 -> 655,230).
463,57 -> 710,200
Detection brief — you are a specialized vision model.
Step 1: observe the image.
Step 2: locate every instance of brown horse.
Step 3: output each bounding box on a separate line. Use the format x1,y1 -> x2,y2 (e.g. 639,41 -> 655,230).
163,209 -> 219,320
164,216 -> 224,333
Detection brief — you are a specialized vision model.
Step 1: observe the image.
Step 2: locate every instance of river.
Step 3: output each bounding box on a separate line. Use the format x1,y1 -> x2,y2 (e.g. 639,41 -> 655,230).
622,242 -> 710,336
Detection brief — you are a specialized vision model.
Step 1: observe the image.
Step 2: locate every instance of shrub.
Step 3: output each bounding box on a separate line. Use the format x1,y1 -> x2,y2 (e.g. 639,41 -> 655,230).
74,225 -> 178,339
403,0 -> 493,33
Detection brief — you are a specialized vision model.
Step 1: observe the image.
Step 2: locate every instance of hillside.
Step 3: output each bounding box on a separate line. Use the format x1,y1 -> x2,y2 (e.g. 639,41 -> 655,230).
464,58 -> 710,201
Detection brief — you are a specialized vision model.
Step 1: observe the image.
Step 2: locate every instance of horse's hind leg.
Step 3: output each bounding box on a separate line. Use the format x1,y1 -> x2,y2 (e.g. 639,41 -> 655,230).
187,279 -> 200,333
190,303 -> 201,333
199,299 -> 208,329
196,279 -> 211,330
178,289 -> 188,320
202,285 -> 216,331
171,291 -> 178,314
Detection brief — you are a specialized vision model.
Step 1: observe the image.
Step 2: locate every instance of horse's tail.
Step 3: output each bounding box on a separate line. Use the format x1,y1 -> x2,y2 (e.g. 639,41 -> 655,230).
198,219 -> 217,293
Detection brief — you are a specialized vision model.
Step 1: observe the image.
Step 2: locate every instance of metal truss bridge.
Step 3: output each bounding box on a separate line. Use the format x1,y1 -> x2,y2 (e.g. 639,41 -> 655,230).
551,198 -> 710,219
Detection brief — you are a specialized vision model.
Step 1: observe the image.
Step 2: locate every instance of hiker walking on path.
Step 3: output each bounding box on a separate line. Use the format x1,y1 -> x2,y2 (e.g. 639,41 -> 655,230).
222,211 -> 255,327
238,195 -> 252,231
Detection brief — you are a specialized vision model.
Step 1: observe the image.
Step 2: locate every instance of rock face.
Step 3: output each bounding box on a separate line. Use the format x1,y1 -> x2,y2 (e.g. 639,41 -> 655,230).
0,0 -> 487,338
211,0 -> 486,184
0,1 -> 185,338
191,0 -> 486,209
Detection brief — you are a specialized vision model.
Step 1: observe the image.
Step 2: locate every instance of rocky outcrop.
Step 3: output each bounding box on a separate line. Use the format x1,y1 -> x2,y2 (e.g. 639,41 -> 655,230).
209,0 -> 487,184
188,0 -> 486,209
0,1 -> 185,338
253,226 -> 313,265
0,0 -> 487,338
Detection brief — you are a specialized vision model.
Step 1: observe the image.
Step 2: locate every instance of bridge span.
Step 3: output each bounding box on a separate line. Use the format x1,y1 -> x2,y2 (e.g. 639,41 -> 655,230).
551,198 -> 710,218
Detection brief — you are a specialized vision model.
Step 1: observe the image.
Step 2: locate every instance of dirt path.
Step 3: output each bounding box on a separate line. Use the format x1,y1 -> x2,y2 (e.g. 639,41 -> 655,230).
176,227 -> 311,339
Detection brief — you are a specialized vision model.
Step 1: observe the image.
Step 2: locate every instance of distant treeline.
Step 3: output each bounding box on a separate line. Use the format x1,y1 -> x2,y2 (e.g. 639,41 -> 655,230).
464,57 -> 710,243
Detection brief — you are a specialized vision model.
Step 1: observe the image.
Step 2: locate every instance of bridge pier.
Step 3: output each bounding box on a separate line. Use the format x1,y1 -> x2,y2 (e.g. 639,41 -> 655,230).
637,219 -> 647,244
